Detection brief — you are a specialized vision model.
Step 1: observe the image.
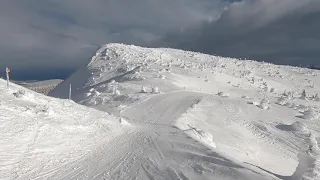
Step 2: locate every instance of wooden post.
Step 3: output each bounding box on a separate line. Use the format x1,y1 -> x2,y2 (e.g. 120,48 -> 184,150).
69,84 -> 72,100
6,67 -> 10,89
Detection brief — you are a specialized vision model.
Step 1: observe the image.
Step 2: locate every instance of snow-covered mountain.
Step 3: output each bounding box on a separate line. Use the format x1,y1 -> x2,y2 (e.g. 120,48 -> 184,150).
0,78 -> 127,179
49,43 -> 320,179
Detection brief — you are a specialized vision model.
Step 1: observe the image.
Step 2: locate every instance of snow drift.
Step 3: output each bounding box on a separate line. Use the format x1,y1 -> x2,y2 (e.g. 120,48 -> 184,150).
0,79 -> 126,179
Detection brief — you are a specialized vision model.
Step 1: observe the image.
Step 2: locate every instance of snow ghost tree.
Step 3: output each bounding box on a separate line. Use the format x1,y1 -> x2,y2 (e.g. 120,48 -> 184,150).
113,87 -> 120,96
300,90 -> 307,100
287,91 -> 293,99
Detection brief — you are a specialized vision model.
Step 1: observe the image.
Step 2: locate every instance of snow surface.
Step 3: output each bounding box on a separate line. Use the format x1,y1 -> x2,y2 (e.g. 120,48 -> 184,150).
52,43 -> 320,179
0,79 -> 126,179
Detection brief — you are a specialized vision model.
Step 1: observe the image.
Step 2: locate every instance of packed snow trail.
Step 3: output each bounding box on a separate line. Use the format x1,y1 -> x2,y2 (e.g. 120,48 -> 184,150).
81,91 -> 277,180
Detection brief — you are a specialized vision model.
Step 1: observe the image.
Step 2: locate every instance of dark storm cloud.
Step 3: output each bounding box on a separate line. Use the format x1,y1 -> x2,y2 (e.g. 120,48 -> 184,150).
161,0 -> 320,67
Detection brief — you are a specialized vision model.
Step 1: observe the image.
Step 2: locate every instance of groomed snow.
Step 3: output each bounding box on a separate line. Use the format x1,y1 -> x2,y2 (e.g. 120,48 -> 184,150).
43,43 -> 320,179
0,79 -> 127,179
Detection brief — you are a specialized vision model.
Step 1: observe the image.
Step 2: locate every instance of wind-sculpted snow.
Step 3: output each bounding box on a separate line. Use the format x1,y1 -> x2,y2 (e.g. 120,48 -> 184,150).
48,43 -> 320,179
0,79 -> 126,179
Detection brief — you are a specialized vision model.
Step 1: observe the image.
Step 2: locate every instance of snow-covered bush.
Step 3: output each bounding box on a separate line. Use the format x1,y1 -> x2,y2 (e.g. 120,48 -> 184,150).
297,104 -> 308,112
300,90 -> 307,100
13,89 -> 26,98
276,97 -> 287,106
217,91 -> 230,97
313,94 -> 320,101
287,91 -> 294,99
258,99 -> 270,110
158,74 -> 166,79
301,108 -> 319,120
35,105 -> 53,115
270,88 -> 275,93
152,87 -> 160,94
113,87 -> 120,96
140,86 -> 147,93
92,89 -> 101,96
242,95 -> 249,99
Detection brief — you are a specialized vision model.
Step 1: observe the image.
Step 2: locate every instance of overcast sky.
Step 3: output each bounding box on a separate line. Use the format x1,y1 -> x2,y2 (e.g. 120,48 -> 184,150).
0,0 -> 319,80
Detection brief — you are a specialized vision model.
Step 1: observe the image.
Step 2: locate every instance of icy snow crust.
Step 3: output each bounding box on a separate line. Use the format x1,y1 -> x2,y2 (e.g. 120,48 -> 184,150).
0,79 -> 125,179
50,43 -> 320,179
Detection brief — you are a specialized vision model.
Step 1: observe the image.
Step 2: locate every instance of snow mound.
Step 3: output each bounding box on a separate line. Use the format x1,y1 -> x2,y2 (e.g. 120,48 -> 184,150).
187,124 -> 216,148
276,96 -> 288,106
0,79 -> 126,179
217,91 -> 230,97
276,121 -> 309,133
300,108 -> 320,120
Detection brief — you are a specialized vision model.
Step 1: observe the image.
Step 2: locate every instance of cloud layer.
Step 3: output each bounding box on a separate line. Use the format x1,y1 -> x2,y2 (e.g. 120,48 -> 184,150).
161,0 -> 320,67
0,0 -> 319,79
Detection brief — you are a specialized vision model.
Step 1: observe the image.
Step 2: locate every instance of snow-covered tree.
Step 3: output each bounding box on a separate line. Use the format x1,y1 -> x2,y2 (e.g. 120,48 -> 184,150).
300,90 -> 307,100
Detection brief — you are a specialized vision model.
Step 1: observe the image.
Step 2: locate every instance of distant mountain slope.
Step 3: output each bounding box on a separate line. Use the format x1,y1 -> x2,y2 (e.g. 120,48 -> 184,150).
0,79 -> 126,179
16,79 -> 63,95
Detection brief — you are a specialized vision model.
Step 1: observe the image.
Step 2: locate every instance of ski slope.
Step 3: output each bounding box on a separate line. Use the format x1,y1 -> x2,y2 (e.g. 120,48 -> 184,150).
0,79 -> 127,179
49,43 -> 319,179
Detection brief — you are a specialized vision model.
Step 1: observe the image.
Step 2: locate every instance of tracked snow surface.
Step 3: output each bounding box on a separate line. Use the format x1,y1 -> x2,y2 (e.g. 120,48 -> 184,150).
0,79 -> 127,179
47,43 -> 320,180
